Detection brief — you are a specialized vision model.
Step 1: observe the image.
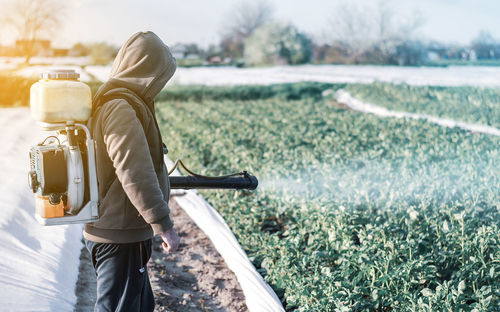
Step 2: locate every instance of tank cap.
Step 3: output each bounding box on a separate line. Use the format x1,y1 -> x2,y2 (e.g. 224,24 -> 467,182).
41,69 -> 80,80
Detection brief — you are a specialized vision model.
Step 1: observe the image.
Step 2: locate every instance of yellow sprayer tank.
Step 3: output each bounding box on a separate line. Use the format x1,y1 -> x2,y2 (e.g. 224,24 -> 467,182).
30,70 -> 92,123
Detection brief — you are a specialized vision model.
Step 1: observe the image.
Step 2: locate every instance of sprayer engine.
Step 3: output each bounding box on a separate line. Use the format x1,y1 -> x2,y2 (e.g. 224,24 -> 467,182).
29,136 -> 85,218
28,122 -> 99,225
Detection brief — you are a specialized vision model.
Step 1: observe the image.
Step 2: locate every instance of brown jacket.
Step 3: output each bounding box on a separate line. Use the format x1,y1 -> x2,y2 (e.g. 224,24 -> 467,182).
83,31 -> 176,243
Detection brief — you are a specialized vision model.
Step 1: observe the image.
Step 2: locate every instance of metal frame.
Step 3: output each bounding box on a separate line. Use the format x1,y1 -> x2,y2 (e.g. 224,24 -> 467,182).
36,121 -> 99,225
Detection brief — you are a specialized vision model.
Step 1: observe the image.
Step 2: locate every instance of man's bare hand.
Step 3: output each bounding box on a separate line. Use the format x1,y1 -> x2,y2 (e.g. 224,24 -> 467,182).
161,228 -> 180,253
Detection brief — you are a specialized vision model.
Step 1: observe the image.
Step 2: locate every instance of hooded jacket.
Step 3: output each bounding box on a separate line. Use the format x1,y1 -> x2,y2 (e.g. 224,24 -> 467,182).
83,31 -> 176,243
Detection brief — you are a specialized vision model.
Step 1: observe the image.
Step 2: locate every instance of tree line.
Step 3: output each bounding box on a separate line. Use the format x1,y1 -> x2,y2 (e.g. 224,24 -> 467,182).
2,0 -> 500,67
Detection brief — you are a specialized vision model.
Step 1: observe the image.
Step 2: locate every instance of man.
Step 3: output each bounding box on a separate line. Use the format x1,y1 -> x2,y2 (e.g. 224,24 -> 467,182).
84,31 -> 180,311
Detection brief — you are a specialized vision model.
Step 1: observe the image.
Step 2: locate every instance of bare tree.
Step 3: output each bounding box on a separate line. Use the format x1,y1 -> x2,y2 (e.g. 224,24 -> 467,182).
329,0 -> 424,64
373,0 -> 396,60
225,1 -> 274,39
329,2 -> 372,63
219,0 -> 274,60
2,0 -> 64,63
471,30 -> 500,60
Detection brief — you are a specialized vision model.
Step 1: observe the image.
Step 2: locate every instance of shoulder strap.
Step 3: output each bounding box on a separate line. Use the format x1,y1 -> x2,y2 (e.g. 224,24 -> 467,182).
92,87 -> 165,171
93,89 -> 150,132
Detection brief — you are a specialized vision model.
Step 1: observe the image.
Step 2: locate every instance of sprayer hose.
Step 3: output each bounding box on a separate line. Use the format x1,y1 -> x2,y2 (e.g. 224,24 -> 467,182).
167,159 -> 249,180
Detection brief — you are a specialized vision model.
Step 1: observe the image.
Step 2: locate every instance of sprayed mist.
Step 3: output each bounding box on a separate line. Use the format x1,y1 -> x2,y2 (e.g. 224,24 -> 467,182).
258,156 -> 499,209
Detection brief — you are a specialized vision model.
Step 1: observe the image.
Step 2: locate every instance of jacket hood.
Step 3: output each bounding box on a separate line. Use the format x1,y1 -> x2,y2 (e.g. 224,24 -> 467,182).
94,31 -> 176,109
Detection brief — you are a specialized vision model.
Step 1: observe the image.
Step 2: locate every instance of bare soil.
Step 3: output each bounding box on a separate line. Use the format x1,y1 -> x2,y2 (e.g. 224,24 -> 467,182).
74,197 -> 248,312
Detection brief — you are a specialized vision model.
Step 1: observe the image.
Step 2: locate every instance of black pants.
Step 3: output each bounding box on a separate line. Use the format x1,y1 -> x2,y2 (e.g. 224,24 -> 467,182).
84,238 -> 155,312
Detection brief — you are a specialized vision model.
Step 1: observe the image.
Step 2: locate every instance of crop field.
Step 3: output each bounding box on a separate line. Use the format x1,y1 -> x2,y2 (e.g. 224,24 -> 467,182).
344,83 -> 500,129
156,83 -> 500,311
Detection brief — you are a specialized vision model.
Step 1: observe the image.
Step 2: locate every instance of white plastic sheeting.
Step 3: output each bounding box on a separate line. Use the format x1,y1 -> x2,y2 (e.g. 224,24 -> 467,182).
165,159 -> 285,312
0,56 -> 90,67
0,108 -> 83,311
11,62 -> 500,88
81,64 -> 500,87
14,65 -> 93,82
334,89 -> 500,137
168,65 -> 500,87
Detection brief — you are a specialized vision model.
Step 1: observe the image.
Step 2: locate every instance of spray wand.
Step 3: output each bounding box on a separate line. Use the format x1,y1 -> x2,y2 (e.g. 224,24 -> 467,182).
167,159 -> 258,190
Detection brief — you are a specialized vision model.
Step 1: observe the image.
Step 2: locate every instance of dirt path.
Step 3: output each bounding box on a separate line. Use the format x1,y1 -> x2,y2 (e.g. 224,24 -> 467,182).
74,197 -> 248,311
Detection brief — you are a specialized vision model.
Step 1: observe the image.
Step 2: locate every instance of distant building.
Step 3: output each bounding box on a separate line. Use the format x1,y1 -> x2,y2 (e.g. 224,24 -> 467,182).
427,51 -> 440,62
171,43 -> 202,60
208,56 -> 222,64
171,44 -> 188,59
469,50 -> 477,61
52,48 -> 69,57
0,45 -> 13,56
15,39 -> 52,56
426,42 -> 447,61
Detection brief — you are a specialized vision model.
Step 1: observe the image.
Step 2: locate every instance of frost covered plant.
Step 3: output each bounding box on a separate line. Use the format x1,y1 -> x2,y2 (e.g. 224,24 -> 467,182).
244,22 -> 312,66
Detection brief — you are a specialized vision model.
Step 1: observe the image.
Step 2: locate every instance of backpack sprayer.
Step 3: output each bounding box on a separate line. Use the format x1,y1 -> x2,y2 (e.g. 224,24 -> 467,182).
28,69 -> 258,226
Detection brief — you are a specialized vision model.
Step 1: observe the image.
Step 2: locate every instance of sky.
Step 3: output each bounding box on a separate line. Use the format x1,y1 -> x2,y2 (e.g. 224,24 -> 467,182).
1,0 -> 499,48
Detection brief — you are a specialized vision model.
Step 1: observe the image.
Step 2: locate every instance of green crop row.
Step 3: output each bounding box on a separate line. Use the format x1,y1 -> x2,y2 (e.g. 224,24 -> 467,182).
157,82 -> 335,103
156,83 -> 499,311
344,82 -> 500,129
